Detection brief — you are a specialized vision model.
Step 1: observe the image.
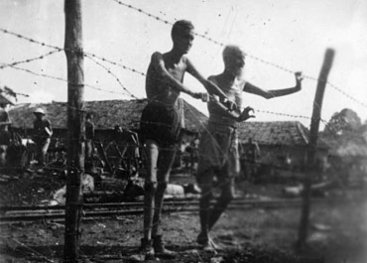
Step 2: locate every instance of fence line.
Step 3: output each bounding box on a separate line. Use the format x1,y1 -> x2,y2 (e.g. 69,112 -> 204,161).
111,0 -> 295,74
1,27 -> 366,110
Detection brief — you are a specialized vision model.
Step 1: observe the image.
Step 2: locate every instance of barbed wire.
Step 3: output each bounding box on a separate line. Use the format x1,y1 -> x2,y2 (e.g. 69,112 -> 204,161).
304,74 -> 367,110
85,54 -> 141,100
2,27 -> 366,111
0,50 -> 62,70
0,27 -> 146,77
85,52 -> 146,77
326,81 -> 367,109
110,0 -> 298,74
0,28 -> 61,51
2,20 -> 367,110
4,64 -> 129,97
111,0 -> 174,25
254,109 -> 313,121
109,1 -> 367,109
0,7 -> 364,258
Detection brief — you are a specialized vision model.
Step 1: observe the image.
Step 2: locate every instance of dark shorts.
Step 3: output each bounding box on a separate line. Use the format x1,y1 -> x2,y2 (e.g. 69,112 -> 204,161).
140,102 -> 181,147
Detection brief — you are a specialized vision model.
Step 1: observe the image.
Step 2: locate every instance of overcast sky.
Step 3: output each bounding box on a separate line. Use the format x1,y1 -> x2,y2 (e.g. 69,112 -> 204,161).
1,0 -> 366,126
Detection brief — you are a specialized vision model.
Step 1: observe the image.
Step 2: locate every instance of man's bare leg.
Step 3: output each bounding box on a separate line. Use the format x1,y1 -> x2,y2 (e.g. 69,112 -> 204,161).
130,140 -> 158,261
208,180 -> 234,231
152,144 -> 176,236
197,171 -> 214,249
151,144 -> 177,258
143,140 -> 159,240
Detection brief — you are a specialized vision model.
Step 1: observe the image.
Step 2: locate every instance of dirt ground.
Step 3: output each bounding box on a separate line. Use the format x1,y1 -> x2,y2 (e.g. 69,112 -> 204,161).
0,171 -> 367,262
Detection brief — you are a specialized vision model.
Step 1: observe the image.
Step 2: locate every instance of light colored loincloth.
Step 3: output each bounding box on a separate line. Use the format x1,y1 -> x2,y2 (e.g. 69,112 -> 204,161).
197,121 -> 240,179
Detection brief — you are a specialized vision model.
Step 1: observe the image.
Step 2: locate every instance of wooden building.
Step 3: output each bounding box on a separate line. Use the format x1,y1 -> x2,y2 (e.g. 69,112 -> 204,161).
9,98 -> 208,141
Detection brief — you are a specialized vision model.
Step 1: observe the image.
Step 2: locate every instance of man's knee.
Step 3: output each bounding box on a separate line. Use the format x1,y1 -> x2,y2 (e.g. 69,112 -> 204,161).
199,184 -> 214,203
144,181 -> 158,196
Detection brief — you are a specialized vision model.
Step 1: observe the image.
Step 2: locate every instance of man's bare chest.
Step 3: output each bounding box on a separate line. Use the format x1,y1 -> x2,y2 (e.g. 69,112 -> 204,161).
165,60 -> 187,81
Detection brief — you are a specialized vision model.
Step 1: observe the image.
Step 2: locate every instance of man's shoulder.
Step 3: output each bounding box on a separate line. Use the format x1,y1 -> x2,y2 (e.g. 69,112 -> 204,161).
208,74 -> 220,82
43,119 -> 51,125
151,51 -> 164,60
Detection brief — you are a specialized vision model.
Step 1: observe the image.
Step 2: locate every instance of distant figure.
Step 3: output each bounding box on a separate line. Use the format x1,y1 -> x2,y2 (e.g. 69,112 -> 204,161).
85,113 -> 95,159
0,103 -> 11,126
196,45 -> 303,252
33,108 -> 52,172
85,112 -> 95,172
136,20 -> 235,261
242,138 -> 261,182
0,102 -> 12,166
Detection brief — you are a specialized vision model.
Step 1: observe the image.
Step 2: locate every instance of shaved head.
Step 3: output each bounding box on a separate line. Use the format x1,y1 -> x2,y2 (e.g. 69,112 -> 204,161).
171,20 -> 194,39
222,45 -> 246,63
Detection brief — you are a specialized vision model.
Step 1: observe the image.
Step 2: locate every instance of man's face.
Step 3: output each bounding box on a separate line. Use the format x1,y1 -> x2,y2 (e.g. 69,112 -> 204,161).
35,113 -> 44,120
225,56 -> 245,76
173,29 -> 195,54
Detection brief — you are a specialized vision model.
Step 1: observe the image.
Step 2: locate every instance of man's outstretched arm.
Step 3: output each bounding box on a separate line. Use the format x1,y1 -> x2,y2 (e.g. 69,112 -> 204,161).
186,58 -> 237,110
243,72 -> 303,99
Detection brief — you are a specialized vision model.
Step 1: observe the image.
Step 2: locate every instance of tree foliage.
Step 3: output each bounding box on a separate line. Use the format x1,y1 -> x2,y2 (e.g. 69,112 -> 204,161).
324,108 -> 361,136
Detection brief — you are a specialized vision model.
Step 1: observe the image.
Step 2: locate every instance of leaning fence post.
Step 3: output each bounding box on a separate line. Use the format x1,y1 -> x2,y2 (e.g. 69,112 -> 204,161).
297,48 -> 335,249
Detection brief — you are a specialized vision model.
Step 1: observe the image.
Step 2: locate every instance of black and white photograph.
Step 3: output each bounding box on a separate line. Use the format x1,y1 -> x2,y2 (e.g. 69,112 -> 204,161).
0,0 -> 366,262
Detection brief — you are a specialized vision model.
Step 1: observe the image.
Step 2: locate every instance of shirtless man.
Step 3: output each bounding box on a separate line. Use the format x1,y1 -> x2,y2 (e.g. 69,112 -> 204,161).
197,45 -> 303,251
137,20 -> 235,260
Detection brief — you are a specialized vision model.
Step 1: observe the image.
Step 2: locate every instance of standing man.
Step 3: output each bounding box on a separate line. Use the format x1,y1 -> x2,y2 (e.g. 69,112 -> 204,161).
197,45 -> 303,251
85,113 -> 95,159
137,20 -> 235,260
33,108 -> 52,172
0,102 -> 12,166
85,112 -> 95,173
242,138 -> 261,182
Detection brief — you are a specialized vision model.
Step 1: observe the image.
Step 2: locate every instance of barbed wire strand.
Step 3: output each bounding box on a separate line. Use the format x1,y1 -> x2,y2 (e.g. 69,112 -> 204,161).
0,28 -> 61,51
0,27 -> 146,77
110,0 -> 299,74
2,26 -> 366,110
85,54 -> 141,100
3,64 -> 129,97
0,50 -> 62,70
85,52 -> 146,77
109,1 -> 367,109
327,81 -> 367,109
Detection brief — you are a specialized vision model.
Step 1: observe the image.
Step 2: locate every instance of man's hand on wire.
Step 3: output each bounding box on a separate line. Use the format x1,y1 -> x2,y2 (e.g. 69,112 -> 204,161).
238,106 -> 255,122
295,71 -> 303,90
191,92 -> 205,100
191,92 -> 210,102
223,99 -> 237,111
207,94 -> 237,111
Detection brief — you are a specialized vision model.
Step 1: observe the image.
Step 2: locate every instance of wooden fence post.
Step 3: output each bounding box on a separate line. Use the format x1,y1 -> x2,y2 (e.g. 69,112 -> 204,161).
297,48 -> 335,249
64,0 -> 85,261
